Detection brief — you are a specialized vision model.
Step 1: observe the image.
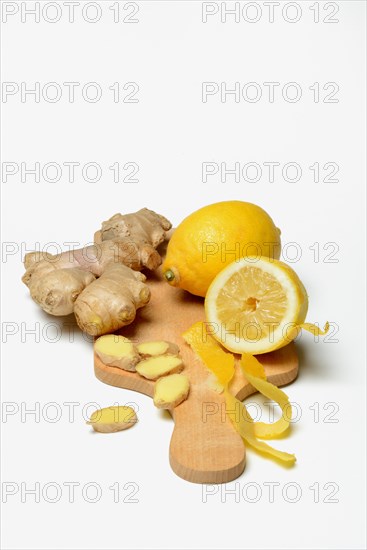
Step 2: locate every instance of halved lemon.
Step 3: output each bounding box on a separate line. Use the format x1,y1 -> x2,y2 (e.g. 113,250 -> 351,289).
204,256 -> 308,354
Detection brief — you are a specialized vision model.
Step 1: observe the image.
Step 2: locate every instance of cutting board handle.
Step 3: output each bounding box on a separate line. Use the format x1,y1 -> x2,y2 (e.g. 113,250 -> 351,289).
169,386 -> 246,484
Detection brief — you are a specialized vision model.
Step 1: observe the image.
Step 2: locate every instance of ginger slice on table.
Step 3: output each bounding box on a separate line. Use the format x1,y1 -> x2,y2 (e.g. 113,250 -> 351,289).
86,406 -> 137,433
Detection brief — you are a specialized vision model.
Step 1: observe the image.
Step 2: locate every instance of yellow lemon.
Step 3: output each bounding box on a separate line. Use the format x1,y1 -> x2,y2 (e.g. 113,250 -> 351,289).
163,201 -> 281,297
204,256 -> 308,354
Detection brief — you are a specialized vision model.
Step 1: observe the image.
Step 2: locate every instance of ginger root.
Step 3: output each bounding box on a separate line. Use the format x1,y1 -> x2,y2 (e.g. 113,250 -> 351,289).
153,374 -> 190,409
74,264 -> 150,335
22,208 -> 171,335
137,340 -> 179,358
87,406 -> 137,433
136,355 -> 184,380
94,335 -> 140,371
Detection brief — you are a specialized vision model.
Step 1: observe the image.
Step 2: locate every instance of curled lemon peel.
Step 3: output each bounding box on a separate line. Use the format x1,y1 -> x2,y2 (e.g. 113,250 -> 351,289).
299,321 -> 329,337
224,390 -> 296,464
240,353 -> 292,440
183,321 -> 296,466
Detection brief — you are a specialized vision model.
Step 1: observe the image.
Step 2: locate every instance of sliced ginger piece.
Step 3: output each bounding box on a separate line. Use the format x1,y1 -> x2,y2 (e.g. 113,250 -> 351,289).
136,355 -> 183,380
94,334 -> 139,372
137,340 -> 179,358
154,374 -> 190,409
86,406 -> 137,433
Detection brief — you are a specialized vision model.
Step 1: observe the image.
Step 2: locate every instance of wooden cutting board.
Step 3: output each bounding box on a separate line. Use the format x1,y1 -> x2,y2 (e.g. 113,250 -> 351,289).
94,267 -> 299,484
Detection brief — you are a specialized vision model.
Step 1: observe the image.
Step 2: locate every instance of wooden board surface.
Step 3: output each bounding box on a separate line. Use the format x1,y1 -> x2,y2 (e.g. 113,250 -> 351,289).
94,267 -> 299,484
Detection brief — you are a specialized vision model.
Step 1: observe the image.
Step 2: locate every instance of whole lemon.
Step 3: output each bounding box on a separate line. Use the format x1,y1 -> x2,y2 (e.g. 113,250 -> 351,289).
162,201 -> 281,297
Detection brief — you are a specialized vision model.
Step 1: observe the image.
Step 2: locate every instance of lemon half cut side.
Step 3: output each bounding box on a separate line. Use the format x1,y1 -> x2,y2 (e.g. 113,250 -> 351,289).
204,256 -> 308,355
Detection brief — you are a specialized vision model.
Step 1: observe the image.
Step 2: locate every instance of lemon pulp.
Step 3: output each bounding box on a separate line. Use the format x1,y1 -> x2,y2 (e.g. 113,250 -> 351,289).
205,257 -> 308,354
216,266 -> 288,341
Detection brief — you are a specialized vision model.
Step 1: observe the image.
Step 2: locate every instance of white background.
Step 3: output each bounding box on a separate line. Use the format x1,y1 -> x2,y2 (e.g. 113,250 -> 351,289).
1,1 -> 366,549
